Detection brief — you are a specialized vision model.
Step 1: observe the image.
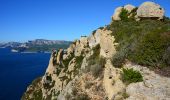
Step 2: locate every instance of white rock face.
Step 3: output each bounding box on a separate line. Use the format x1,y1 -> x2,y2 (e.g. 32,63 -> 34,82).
103,60 -> 125,100
100,29 -> 116,58
88,29 -> 101,48
88,28 -> 117,58
74,37 -> 88,56
112,4 -> 135,21
137,1 -> 165,20
124,4 -> 136,12
124,63 -> 170,100
112,7 -> 123,21
57,49 -> 63,65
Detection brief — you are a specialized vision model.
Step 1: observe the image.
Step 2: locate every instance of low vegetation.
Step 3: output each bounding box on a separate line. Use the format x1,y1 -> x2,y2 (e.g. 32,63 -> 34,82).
63,53 -> 74,72
43,75 -> 55,89
72,55 -> 84,76
119,8 -> 129,21
90,57 -> 106,77
21,77 -> 42,100
122,68 -> 143,84
108,19 -> 170,71
84,44 -> 106,77
119,8 -> 137,21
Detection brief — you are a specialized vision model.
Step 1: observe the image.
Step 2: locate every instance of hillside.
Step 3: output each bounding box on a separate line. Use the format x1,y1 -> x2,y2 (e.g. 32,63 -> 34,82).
22,1 -> 170,100
0,39 -> 72,52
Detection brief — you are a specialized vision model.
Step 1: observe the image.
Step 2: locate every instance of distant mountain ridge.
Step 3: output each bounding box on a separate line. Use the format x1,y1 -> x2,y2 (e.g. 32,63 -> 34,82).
0,39 -> 72,52
27,39 -> 71,45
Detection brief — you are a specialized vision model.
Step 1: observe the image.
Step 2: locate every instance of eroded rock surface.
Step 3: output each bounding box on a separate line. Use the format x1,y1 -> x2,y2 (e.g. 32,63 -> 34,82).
22,2 -> 170,100
137,1 -> 165,20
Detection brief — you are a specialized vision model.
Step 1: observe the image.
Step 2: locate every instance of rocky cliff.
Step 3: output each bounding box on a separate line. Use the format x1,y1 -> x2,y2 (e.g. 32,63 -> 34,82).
22,1 -> 170,100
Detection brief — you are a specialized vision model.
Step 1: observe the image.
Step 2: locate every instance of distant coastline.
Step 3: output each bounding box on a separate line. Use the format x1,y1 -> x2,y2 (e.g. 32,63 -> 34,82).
0,39 -> 72,53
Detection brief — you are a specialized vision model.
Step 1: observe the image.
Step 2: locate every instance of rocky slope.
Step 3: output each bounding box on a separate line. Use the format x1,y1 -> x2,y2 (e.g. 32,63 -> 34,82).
22,1 -> 170,100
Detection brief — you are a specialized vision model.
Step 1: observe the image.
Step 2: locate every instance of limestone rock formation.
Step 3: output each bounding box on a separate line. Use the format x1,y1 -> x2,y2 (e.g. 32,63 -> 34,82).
22,2 -> 170,100
112,4 -> 135,21
112,1 -> 165,21
137,1 -> 165,20
124,63 -> 170,100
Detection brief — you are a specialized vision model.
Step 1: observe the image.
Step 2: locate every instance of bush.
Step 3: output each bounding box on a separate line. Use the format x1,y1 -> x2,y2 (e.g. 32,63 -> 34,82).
33,89 -> 43,100
72,55 -> 84,76
75,55 -> 84,69
109,20 -> 170,69
75,93 -> 90,100
89,57 -> 106,77
122,92 -> 129,99
119,8 -> 129,21
163,46 -> 170,65
63,53 -> 74,68
111,48 -> 128,68
88,44 -> 101,64
129,31 -> 170,67
83,44 -> 106,77
122,68 -> 143,84
52,50 -> 58,66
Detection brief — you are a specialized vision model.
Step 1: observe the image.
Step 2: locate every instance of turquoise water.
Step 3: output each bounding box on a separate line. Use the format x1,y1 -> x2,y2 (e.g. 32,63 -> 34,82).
0,48 -> 50,100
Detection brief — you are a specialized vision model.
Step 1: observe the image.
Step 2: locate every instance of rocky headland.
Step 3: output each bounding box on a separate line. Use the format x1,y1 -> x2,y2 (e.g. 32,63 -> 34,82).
22,1 -> 170,100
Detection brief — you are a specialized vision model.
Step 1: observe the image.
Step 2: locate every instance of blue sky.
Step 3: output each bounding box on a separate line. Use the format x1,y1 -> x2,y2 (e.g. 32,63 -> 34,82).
0,0 -> 170,42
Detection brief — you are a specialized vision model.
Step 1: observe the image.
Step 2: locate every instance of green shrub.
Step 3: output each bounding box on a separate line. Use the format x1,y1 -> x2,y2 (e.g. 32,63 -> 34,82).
52,50 -> 58,66
75,55 -> 84,69
56,67 -> 62,76
119,8 -> 129,21
122,68 -> 143,84
129,31 -> 170,67
83,44 -> 106,77
32,89 -> 43,100
88,44 -> 100,62
90,57 -> 106,77
111,48 -> 128,68
122,92 -> 129,99
43,80 -> 55,89
109,20 -> 170,69
163,47 -> 170,65
75,93 -> 90,100
63,53 -> 74,72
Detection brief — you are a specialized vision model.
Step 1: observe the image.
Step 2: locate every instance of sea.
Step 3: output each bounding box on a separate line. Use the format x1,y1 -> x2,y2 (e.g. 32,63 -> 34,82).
0,48 -> 51,100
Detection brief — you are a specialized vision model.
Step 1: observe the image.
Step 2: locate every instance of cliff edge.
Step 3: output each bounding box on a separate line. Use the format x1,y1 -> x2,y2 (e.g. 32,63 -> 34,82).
22,1 -> 170,100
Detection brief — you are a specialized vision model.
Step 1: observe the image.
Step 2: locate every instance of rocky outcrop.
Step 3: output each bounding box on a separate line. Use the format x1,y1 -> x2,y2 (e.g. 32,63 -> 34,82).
74,37 -> 89,56
112,4 -> 135,21
57,49 -> 64,65
112,1 -> 165,21
88,29 -> 101,48
124,62 -> 170,100
137,1 -> 165,20
22,2 -> 170,100
100,29 -> 117,58
103,60 -> 125,100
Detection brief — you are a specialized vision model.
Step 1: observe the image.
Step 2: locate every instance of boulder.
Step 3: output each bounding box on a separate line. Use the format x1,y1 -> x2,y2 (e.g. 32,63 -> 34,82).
137,1 -> 165,20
